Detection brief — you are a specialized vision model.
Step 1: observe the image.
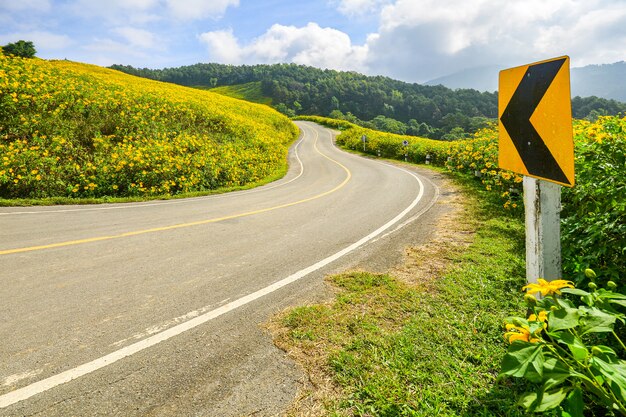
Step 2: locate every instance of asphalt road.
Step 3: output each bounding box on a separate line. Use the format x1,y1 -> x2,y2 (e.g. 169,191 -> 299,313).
0,121 -> 443,416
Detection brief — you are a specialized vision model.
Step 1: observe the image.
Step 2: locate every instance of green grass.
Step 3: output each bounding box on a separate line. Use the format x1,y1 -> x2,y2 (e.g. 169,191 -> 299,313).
275,175 -> 534,416
209,82 -> 273,106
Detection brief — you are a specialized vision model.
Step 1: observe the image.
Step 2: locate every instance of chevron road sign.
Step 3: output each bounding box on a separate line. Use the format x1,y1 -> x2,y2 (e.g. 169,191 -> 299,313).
498,56 -> 575,187
499,56 -> 576,287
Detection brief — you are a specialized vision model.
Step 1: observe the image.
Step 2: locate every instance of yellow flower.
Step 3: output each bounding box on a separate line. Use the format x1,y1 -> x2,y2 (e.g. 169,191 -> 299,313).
523,278 -> 574,296
505,323 -> 541,344
528,310 -> 548,323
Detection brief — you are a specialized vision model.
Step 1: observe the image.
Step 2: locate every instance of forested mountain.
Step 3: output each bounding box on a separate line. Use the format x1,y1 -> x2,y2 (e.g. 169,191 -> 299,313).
111,62 -> 626,140
426,61 -> 626,103
571,62 -> 626,102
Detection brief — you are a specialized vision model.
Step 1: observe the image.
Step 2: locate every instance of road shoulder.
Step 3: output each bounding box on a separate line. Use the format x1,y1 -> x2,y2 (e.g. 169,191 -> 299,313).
268,166 -> 472,416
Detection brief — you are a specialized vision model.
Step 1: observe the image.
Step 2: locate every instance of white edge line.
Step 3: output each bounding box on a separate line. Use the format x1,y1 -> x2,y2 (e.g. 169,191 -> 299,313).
0,132 -> 306,216
0,126 -> 426,409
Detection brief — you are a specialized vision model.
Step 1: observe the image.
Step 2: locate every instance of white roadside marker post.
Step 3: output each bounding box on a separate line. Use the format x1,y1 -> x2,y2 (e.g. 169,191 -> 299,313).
523,177 -> 562,286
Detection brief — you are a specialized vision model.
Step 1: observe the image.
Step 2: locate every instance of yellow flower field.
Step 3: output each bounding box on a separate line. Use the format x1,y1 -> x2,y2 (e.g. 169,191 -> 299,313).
301,114 -> 625,212
0,54 -> 298,199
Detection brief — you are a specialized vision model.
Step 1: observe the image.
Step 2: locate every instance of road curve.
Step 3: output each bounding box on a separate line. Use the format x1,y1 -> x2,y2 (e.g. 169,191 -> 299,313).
0,121 -> 440,416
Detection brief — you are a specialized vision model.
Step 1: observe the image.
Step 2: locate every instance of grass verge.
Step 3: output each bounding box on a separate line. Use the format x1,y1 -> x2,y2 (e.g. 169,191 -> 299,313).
271,173 -> 531,416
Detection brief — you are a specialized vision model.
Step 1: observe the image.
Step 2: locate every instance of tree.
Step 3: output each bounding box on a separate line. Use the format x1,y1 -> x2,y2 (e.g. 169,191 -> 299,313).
372,115 -> 407,135
274,103 -> 295,118
329,109 -> 344,120
441,127 -> 468,141
2,40 -> 36,58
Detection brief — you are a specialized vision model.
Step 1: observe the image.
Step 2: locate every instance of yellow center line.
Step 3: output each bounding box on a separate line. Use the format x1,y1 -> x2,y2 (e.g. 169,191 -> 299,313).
1,126 -> 351,256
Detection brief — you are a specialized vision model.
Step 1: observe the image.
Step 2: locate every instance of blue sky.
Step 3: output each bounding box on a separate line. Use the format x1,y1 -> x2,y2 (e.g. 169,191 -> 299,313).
1,0 -> 626,83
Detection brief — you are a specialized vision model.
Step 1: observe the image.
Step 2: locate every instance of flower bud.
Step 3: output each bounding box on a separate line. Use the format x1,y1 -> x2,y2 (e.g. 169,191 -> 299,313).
550,306 -> 558,312
524,294 -> 537,306
585,268 -> 597,279
592,346 -> 603,357
511,317 -> 526,327
607,281 -> 617,290
588,282 -> 597,290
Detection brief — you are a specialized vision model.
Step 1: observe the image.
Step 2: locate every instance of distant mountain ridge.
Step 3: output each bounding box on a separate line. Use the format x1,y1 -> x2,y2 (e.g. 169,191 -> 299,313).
425,65 -> 500,92
425,61 -> 626,102
571,62 -> 626,101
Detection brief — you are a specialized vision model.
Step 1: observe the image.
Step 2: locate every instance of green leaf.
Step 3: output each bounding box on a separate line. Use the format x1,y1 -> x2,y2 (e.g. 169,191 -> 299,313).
579,307 -> 616,335
561,288 -> 590,297
518,392 -> 539,410
590,357 -> 626,404
592,345 -> 618,357
542,357 -> 575,390
550,332 -> 589,361
523,387 -> 569,412
562,387 -> 583,417
549,307 -> 581,331
500,342 -> 544,382
596,289 -> 626,301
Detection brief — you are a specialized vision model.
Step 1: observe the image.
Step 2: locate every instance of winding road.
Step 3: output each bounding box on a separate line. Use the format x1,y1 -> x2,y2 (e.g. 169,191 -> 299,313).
0,121 -> 442,416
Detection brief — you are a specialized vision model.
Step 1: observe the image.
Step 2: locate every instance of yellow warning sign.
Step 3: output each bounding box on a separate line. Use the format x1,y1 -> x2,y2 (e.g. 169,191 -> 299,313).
498,56 -> 575,187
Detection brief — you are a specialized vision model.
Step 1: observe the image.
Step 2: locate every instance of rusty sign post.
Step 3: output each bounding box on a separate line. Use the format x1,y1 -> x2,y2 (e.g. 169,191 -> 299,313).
498,56 -> 575,286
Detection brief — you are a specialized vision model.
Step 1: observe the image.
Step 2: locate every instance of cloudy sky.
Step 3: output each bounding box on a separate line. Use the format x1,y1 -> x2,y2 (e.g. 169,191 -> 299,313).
1,0 -> 625,83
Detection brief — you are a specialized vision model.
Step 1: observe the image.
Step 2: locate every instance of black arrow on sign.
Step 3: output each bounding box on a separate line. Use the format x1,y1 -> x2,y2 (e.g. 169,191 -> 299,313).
500,58 -> 570,185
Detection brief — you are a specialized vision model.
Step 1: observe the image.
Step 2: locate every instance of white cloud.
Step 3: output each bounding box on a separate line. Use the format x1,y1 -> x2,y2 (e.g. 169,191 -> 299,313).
199,22 -> 368,71
66,0 -> 162,25
198,0 -> 626,84
65,0 -> 239,24
198,29 -> 242,63
0,0 -> 51,12
165,0 -> 239,21
113,27 -> 160,50
0,31 -> 72,50
69,0 -> 159,15
364,0 -> 626,82
334,0 -> 390,16
2,0 -> 625,84
80,37 -> 165,67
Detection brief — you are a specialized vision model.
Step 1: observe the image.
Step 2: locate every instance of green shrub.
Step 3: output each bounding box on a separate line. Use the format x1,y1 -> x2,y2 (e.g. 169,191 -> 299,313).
562,117 -> 626,289
501,270 -> 626,416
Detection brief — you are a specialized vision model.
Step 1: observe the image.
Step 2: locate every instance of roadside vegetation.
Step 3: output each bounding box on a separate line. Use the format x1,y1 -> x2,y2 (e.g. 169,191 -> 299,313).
298,114 -> 626,290
281,114 -> 625,415
0,54 -> 297,202
273,174 -> 530,416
